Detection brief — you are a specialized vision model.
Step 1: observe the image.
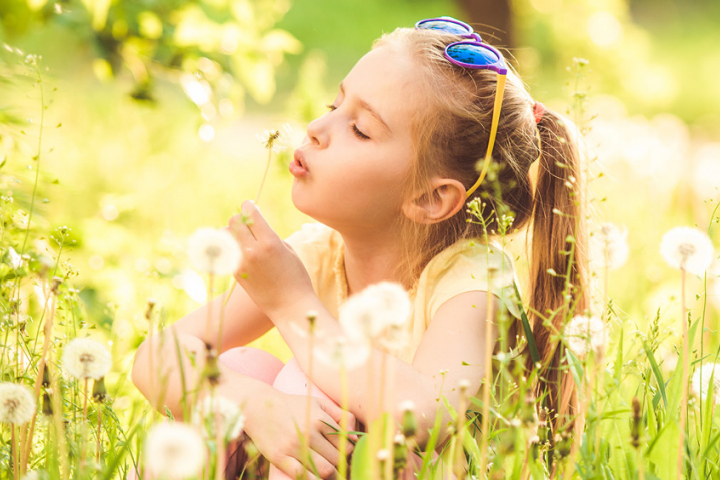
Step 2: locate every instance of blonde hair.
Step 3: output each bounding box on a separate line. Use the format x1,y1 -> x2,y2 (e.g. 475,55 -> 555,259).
373,27 -> 589,432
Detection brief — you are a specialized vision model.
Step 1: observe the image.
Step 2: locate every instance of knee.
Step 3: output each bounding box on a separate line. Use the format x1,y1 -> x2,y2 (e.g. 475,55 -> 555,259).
219,347 -> 284,385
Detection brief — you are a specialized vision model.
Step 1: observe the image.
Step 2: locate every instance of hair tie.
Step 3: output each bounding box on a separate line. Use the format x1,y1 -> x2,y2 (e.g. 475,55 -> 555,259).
533,101 -> 545,124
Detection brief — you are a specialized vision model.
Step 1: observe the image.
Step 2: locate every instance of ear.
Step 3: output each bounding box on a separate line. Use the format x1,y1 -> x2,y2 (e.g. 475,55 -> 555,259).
401,178 -> 466,225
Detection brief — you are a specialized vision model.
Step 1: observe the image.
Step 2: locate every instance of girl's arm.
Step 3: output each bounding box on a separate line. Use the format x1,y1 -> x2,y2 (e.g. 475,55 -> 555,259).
267,289 -> 498,448
131,283 -> 350,479
131,276 -> 275,412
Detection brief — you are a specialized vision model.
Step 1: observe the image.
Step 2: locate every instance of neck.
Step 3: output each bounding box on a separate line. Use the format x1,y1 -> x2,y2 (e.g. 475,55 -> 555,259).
339,231 -> 409,296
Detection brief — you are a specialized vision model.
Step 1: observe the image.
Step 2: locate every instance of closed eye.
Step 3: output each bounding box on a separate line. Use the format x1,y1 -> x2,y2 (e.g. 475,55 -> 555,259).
325,103 -> 370,140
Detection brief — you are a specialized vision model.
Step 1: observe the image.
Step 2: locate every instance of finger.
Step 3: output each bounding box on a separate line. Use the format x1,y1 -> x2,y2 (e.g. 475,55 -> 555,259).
305,449 -> 340,479
320,424 -> 355,454
309,430 -> 343,467
240,200 -> 278,243
228,213 -> 257,246
318,399 -> 359,443
275,456 -> 320,480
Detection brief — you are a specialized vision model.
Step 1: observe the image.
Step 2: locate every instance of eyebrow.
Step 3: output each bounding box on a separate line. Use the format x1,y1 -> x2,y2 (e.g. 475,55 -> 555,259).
339,81 -> 392,135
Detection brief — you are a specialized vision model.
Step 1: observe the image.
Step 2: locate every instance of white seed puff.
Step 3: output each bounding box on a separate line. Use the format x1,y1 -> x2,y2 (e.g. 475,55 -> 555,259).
591,222 -> 629,270
187,227 -> 242,276
0,382 -> 36,425
144,422 -> 206,478
692,362 -> 720,406
660,226 -> 714,276
192,395 -> 245,442
563,314 -> 606,357
61,337 -> 112,380
338,281 -> 412,350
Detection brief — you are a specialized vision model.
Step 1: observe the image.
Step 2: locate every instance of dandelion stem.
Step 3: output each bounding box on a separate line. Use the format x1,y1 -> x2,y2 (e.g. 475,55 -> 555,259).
81,377 -> 89,471
368,347 -> 380,480
677,269 -> 688,479
214,390 -> 226,480
205,274 -> 215,345
338,363 -> 349,479
97,405 -> 103,465
12,425 -> 19,480
453,384 -> 469,479
383,356 -> 395,480
20,59 -> 44,257
303,315 -> 316,480
255,147 -> 273,206
21,277 -> 58,470
479,273 -> 495,476
49,354 -> 70,480
217,280 -> 229,353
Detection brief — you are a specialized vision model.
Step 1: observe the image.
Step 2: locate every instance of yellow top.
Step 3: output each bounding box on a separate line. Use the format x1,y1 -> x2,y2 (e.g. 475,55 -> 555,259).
284,223 -> 521,363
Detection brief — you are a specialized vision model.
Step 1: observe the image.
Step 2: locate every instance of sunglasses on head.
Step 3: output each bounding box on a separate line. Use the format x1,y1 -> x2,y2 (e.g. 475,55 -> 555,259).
415,16 -> 508,198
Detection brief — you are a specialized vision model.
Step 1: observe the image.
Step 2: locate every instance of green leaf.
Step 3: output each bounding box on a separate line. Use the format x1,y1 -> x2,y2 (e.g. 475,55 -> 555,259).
642,340 -> 668,409
350,433 -> 372,480
646,421 -> 680,480
614,324 -> 624,383
513,282 -> 540,364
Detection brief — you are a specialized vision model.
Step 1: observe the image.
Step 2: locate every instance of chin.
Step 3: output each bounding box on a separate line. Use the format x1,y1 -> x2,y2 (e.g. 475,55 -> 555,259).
291,187 -> 340,229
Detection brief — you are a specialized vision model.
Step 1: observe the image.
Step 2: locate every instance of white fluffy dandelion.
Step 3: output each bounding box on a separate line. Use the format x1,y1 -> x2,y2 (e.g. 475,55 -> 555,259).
338,281 -> 412,349
0,382 -> 36,425
256,123 -> 293,153
187,227 -> 242,276
315,333 -> 371,370
192,395 -> 245,442
691,362 -> 720,406
144,422 -> 206,478
61,337 -> 112,380
563,314 -> 606,357
7,246 -> 22,270
660,227 -> 715,276
591,223 -> 629,270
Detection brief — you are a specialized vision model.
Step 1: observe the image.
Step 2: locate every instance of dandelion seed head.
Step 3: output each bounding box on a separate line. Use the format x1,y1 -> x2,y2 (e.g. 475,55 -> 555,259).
564,314 -> 606,357
7,247 -> 22,270
338,281 -> 412,349
591,222 -> 629,270
314,333 -> 370,370
399,400 -> 415,412
660,227 -> 714,276
691,363 -> 720,406
192,395 -> 245,442
256,123 -> 293,153
144,422 -> 206,478
187,227 -> 242,276
0,382 -> 36,425
61,337 -> 112,380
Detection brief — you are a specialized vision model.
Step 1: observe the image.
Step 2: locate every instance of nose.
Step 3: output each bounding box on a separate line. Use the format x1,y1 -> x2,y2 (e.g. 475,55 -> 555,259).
306,112 -> 329,147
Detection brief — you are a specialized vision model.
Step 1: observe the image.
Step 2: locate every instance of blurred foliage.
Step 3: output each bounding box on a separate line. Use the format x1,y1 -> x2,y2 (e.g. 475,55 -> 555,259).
0,0 -> 303,112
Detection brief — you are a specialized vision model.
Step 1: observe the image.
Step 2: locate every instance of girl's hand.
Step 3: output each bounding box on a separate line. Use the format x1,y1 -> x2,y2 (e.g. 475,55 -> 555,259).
244,390 -> 356,479
227,200 -> 315,318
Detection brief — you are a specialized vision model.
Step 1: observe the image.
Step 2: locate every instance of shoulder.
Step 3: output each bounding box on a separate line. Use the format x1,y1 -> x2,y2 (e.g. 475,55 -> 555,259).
423,238 -> 520,321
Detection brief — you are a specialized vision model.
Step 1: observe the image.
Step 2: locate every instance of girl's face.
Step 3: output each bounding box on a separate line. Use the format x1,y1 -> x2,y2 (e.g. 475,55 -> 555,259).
291,45 -> 421,234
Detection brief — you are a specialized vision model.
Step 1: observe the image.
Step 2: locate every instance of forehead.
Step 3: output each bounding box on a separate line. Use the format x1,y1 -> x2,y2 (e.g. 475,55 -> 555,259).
342,46 -> 421,135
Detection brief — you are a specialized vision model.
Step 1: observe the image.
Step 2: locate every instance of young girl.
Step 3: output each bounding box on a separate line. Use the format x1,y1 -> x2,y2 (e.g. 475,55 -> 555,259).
132,15 -> 588,479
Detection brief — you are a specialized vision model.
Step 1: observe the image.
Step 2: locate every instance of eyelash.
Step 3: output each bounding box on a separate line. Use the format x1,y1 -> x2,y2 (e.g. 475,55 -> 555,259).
324,103 -> 370,140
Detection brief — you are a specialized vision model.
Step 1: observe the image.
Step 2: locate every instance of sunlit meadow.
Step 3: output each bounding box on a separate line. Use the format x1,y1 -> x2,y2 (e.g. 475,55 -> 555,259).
1,1 -> 720,479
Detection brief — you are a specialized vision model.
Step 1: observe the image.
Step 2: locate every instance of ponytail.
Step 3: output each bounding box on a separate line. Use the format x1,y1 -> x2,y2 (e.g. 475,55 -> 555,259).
527,108 -> 589,434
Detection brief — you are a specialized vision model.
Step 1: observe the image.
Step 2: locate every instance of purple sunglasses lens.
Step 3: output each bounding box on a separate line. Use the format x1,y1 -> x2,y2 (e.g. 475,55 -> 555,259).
446,43 -> 501,67
416,19 -> 471,36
